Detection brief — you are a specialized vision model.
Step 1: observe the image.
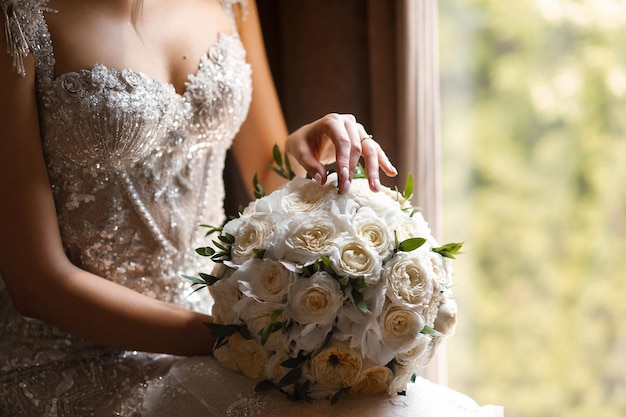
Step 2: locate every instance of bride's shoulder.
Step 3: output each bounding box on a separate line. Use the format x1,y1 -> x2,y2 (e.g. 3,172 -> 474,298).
1,0 -> 51,76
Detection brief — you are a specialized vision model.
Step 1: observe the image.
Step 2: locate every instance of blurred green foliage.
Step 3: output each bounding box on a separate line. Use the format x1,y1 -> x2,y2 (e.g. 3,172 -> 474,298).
439,1 -> 626,416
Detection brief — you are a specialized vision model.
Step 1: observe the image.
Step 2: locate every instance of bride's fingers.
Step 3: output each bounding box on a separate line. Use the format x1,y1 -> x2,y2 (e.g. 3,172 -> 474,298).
344,118 -> 364,182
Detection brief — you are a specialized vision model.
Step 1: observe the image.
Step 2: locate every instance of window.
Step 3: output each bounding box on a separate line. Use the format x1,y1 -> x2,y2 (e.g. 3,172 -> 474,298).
440,1 -> 626,416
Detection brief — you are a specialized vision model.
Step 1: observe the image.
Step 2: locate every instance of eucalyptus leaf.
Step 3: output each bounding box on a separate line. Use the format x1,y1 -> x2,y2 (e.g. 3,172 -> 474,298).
204,323 -> 240,337
198,272 -> 219,285
277,367 -> 302,387
403,172 -> 414,201
255,380 -> 275,392
398,237 -> 427,252
273,144 -> 283,166
420,325 -> 444,337
195,246 -> 216,257
351,288 -> 368,314
180,274 -> 206,285
433,242 -> 464,259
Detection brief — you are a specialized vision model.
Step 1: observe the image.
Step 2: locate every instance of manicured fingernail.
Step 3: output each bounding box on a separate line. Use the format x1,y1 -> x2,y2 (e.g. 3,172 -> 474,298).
372,178 -> 381,191
314,172 -> 322,183
390,166 -> 398,176
341,167 -> 349,181
341,180 -> 351,194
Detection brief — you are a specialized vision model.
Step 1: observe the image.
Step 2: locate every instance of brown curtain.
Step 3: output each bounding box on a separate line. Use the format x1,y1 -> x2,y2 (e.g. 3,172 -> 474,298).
225,0 -> 445,382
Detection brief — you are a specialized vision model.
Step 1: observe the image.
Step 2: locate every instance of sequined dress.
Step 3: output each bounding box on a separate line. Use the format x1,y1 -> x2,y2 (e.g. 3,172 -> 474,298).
0,1 -> 503,416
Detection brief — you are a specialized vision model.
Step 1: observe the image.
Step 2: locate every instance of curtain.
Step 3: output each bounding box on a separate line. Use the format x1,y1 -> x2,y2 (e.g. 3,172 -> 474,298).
227,0 -> 444,383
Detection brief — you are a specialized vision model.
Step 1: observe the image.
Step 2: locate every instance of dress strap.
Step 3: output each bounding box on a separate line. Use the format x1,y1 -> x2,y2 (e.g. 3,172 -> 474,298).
219,0 -> 248,25
2,0 -> 54,79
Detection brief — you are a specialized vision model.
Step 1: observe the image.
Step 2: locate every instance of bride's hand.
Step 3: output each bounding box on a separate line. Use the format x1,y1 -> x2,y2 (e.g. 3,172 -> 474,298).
285,113 -> 398,193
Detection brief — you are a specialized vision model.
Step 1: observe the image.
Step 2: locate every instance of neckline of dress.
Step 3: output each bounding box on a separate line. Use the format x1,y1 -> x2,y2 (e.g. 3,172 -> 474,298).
49,31 -> 238,99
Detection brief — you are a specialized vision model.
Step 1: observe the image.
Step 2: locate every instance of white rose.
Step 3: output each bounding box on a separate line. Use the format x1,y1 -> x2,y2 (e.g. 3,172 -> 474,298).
228,332 -> 270,381
395,333 -> 431,365
288,272 -> 343,326
388,360 -> 416,396
234,258 -> 294,303
213,343 -> 239,372
383,209 -> 434,245
265,351 -> 291,384
384,251 -> 436,311
330,238 -> 382,285
224,212 -> 277,264
270,211 -> 344,265
233,297 -> 288,351
429,251 -> 454,293
310,341 -> 363,389
434,298 -> 458,336
347,178 -> 405,215
279,177 -> 337,215
379,301 -> 425,351
351,207 -> 395,258
349,360 -> 393,397
209,273 -> 240,324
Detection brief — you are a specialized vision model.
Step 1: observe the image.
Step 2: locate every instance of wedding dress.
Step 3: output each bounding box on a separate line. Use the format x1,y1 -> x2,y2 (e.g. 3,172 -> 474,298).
0,1 -> 502,415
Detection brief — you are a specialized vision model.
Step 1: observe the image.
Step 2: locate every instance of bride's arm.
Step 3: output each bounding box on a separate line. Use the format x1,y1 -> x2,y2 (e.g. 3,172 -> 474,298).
230,0 -> 397,195
0,52 -> 215,357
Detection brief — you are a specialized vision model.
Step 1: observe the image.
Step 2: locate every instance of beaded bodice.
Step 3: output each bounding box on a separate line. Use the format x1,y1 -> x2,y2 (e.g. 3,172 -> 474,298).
0,0 -> 251,371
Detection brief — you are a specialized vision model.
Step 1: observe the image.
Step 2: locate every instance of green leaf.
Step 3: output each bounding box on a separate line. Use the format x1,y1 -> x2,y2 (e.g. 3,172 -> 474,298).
352,276 -> 367,290
351,288 -> 368,314
353,163 -> 367,179
253,173 -> 265,199
198,273 -> 219,285
337,276 -> 350,287
253,248 -> 266,259
420,325 -> 444,337
273,144 -> 283,167
255,380 -> 275,392
277,367 -> 302,387
180,274 -> 207,285
195,246 -> 216,257
239,325 -> 253,340
218,233 -> 236,244
433,242 -> 464,259
331,388 -> 347,405
259,322 -> 283,345
270,308 -> 284,322
281,355 -> 307,369
403,172 -> 414,201
203,323 -> 240,337
397,237 -> 427,252
284,152 -> 295,180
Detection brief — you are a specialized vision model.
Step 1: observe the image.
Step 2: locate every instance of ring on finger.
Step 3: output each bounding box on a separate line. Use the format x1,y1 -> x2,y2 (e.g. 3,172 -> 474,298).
360,134 -> 374,143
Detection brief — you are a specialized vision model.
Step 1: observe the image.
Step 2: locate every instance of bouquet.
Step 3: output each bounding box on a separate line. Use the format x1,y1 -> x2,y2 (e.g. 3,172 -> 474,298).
185,148 -> 462,402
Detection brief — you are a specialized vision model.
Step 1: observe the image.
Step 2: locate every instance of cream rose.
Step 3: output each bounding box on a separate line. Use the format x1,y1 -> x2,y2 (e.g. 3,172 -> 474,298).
279,177 -> 337,214
330,238 -> 382,285
347,178 -> 405,216
225,212 -> 276,264
234,258 -> 294,303
351,207 -> 394,258
276,211 -> 343,264
233,297 -> 288,351
349,360 -> 393,397
209,275 -> 240,324
383,209 -> 434,245
310,342 -> 363,389
265,351 -> 291,384
288,272 -> 343,326
384,251 -> 436,310
228,332 -> 270,381
434,298 -> 458,336
395,333 -> 431,365
213,343 -> 240,372
379,302 -> 425,351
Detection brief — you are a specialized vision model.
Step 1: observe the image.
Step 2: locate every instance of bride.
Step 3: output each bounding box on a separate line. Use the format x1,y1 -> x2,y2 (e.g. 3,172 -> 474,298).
0,0 -> 502,415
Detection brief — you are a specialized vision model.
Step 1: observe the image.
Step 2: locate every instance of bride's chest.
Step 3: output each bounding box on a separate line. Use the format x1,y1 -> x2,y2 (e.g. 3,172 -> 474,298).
38,33 -> 252,169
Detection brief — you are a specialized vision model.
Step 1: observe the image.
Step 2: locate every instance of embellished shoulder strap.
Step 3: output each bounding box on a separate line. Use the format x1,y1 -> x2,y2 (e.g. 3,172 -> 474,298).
2,0 -> 52,76
219,0 -> 248,24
